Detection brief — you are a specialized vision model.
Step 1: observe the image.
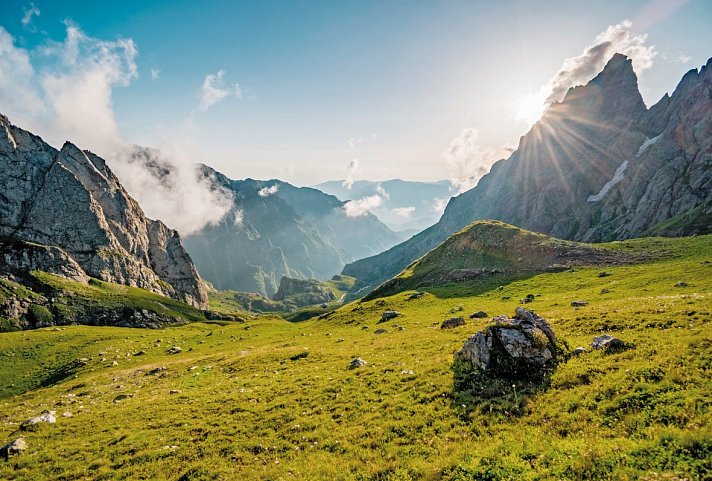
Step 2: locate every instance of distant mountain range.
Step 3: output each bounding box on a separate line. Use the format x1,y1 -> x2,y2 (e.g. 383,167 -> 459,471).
344,54 -> 712,291
314,179 -> 453,232
183,168 -> 406,297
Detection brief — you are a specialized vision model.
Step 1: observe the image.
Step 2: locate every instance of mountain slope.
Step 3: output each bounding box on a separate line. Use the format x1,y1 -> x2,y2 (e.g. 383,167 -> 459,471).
183,168 -> 403,296
0,114 -> 207,308
365,221 -> 630,299
314,179 -> 453,232
344,54 -> 712,291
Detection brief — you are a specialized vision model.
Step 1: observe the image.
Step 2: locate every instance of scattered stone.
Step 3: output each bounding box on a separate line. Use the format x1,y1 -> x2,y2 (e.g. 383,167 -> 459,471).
146,367 -> 167,376
133,351 -> 146,356
449,306 -> 464,314
455,308 -> 557,379
374,328 -> 389,334
520,294 -> 535,304
600,288 -> 610,294
546,264 -> 571,273
21,410 -> 56,430
348,358 -> 367,370
469,310 -> 488,319
336,338 -> 345,343
441,317 -> 465,329
572,347 -> 588,356
320,303 -> 328,308
501,296 -> 511,300
361,326 -> 369,330
290,351 -> 309,361
380,311 -> 401,322
498,286 -> 504,291
571,300 -> 588,307
62,411 -> 73,418
597,271 -> 611,277
396,325 -> 406,331
167,346 -> 182,354
1,437 -> 27,461
675,281 -> 688,287
169,390 -> 181,395
407,292 -> 425,300
592,335 -> 626,351
401,370 -> 415,375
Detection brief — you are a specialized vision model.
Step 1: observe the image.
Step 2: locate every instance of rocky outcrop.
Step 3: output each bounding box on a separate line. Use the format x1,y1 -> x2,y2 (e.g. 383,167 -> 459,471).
272,276 -> 336,307
344,54 -> 712,292
0,114 -> 207,307
455,308 -> 558,379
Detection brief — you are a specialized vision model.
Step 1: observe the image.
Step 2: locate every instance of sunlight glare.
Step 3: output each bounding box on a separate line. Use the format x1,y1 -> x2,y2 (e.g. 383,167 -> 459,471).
515,90 -> 548,128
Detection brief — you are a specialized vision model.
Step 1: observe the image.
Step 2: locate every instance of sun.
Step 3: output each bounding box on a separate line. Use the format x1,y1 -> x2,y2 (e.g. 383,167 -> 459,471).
515,90 -> 548,128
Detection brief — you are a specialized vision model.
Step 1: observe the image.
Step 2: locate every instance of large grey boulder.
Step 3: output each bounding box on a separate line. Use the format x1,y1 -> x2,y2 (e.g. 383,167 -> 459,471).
456,308 -> 558,378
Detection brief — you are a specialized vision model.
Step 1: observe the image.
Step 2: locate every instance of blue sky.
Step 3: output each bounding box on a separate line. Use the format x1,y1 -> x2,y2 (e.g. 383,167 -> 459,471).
1,0 -> 711,186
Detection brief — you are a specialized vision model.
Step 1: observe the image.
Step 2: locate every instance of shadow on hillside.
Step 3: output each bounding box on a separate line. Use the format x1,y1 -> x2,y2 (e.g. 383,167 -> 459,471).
451,362 -> 553,420
37,359 -> 85,389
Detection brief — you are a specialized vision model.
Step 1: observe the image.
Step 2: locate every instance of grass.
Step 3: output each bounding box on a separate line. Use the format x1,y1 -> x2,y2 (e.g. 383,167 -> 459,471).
0,235 -> 710,480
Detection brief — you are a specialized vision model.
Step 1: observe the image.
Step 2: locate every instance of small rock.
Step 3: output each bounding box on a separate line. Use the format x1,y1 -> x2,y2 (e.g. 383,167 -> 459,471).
380,311 -> 401,322
62,411 -> 73,418
600,288 -> 610,294
169,390 -> 181,395
572,347 -> 587,356
592,335 -> 626,351
441,317 -> 465,329
167,346 -> 182,354
1,437 -> 27,461
112,394 -> 132,403
520,294 -> 535,304
401,370 -> 415,375
374,328 -> 388,334
597,271 -> 611,277
290,351 -> 309,361
675,281 -> 688,287
21,410 -> 56,430
146,367 -> 167,376
571,300 -> 588,307
348,358 -> 367,370
469,310 -> 488,319
133,351 -> 146,356
407,292 -> 425,300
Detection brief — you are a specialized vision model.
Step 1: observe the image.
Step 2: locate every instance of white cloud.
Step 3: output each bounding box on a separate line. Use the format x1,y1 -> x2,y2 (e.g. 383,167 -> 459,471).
347,136 -> 361,148
21,3 -> 40,29
392,206 -> 415,218
517,20 -> 657,128
0,22 -> 232,235
375,183 -> 389,200
441,128 -> 510,194
676,52 -> 692,64
199,69 -> 241,111
343,194 -> 383,217
233,209 -> 244,225
432,198 -> 448,215
258,184 -> 279,197
150,68 -> 160,80
342,158 -> 359,190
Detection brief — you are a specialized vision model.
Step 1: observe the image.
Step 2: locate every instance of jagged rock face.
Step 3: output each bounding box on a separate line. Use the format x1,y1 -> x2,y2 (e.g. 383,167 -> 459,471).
0,114 -> 207,308
272,276 -> 335,307
345,54 -> 712,291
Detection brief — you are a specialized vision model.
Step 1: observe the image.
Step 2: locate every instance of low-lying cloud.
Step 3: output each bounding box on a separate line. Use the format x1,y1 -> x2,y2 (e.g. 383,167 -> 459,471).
392,206 -> 416,219
342,158 -> 359,190
0,22 -> 232,235
442,128 -> 511,194
258,184 -> 279,197
343,194 -> 383,218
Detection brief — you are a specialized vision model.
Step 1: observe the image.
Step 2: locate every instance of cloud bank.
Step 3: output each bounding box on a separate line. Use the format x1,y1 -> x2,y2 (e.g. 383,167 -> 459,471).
441,128 -> 511,194
258,184 -> 279,197
343,194 -> 383,218
0,22 -> 232,235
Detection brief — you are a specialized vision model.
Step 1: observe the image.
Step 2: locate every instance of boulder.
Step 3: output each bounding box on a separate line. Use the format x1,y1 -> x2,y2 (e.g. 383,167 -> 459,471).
380,311 -> 401,322
21,410 -> 56,430
167,346 -> 183,354
1,437 -> 27,461
572,347 -> 588,356
455,308 -> 557,379
520,294 -> 535,304
441,317 -> 465,329
469,310 -> 488,319
374,328 -> 388,334
407,292 -> 425,300
571,300 -> 588,307
348,358 -> 367,369
592,334 -> 626,351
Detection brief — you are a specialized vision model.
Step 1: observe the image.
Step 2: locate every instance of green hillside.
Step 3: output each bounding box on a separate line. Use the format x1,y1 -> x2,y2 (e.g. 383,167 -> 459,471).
0,234 -> 710,480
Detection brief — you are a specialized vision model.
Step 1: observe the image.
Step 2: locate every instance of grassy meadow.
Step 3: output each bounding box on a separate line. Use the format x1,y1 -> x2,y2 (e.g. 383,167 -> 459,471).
0,235 -> 710,480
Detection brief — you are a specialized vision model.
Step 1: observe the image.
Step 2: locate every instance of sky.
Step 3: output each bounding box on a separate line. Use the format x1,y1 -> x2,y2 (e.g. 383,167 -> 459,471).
1,0 -> 711,232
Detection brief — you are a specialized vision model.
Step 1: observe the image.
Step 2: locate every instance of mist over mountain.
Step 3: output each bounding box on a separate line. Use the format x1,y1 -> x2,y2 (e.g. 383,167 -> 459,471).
314,179 -> 453,233
344,54 -> 712,290
183,168 -> 405,297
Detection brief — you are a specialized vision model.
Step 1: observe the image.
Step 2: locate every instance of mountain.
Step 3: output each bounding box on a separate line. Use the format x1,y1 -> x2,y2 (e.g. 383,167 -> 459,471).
364,220 -> 630,300
314,179 -> 453,232
0,114 -> 208,308
183,168 -> 405,297
344,54 -> 712,291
